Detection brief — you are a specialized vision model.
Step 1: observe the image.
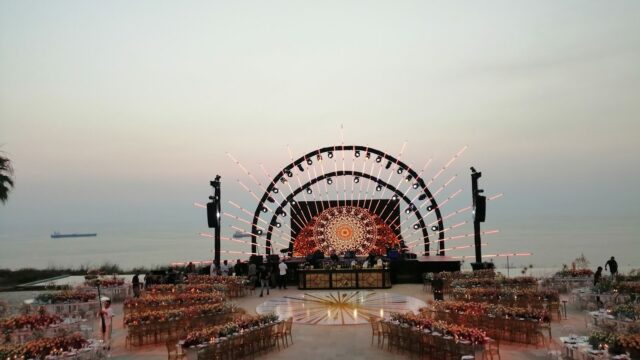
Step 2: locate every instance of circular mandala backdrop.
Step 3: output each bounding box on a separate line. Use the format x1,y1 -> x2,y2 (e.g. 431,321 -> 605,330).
293,206 -> 399,256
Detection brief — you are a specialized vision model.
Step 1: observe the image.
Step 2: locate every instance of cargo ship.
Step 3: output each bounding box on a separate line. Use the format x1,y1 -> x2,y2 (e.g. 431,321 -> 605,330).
51,232 -> 97,239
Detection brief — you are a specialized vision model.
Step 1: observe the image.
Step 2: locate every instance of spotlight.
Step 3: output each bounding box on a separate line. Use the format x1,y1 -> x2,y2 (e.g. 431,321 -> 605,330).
427,206 -> 433,211
412,183 -> 419,189
327,178 -> 333,185
275,222 -> 281,228
365,152 -> 371,159
376,185 -> 382,191
286,171 -> 293,177
355,150 -> 361,157
376,156 -> 382,163
397,168 -> 404,174
257,229 -> 263,235
273,188 -> 279,193
413,224 -> 420,230
306,188 -> 313,194
405,175 -> 412,182
431,226 -> 438,231
392,195 -> 398,201
405,208 -> 411,214
267,196 -> 275,203
316,154 -> 322,162
262,206 -> 268,213
306,158 -> 313,165
385,160 -> 392,169
280,211 -> 287,217
290,199 -> 297,205
280,178 -> 287,184
297,164 -> 304,172
354,177 -> 360,183
328,151 -> 334,159
418,194 -> 427,201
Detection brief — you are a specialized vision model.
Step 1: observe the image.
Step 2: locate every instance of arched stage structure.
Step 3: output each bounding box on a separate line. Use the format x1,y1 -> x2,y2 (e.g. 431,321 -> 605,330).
250,145 -> 448,257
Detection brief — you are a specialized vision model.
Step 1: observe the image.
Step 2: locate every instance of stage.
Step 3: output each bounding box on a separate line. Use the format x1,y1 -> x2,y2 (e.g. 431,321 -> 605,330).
282,255 -> 460,285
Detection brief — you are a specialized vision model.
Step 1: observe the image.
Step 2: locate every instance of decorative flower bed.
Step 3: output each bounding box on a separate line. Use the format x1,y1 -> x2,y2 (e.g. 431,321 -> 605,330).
389,312 -> 487,344
124,303 -> 237,326
0,333 -> 86,359
1,308 -> 62,334
34,290 -> 96,304
124,292 -> 225,310
181,313 -> 279,347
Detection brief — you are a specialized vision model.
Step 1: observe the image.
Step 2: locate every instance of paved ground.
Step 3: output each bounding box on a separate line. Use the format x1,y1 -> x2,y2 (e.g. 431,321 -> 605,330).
1,284 -> 588,359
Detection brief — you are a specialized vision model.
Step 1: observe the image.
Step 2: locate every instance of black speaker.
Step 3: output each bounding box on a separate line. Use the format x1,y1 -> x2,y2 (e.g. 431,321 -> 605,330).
474,195 -> 486,222
207,201 -> 219,228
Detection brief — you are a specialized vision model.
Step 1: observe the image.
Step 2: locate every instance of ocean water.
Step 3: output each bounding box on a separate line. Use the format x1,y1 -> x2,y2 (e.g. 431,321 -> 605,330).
0,215 -> 638,272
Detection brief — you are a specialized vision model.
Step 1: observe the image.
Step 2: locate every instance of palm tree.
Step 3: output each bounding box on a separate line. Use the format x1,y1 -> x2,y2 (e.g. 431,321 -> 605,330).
0,154 -> 14,204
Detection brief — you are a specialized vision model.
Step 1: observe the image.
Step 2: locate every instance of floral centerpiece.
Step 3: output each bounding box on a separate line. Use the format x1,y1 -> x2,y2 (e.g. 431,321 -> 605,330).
34,290 -> 96,304
1,308 -> 62,335
611,304 -> 639,320
147,283 -> 218,294
124,303 -> 237,326
0,333 -> 86,359
85,277 -> 125,288
426,301 -> 549,322
181,313 -> 279,347
389,312 -> 487,344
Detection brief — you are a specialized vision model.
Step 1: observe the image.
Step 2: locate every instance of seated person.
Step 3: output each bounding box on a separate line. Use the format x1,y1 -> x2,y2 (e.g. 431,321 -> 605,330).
366,253 -> 376,268
330,250 -> 340,262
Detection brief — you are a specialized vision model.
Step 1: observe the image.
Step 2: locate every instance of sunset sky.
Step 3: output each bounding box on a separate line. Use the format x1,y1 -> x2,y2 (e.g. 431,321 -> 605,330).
1,1 -> 639,267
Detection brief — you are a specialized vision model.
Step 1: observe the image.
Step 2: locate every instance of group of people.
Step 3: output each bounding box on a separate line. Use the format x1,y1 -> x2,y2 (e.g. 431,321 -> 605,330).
593,256 -> 619,285
209,258 -> 289,297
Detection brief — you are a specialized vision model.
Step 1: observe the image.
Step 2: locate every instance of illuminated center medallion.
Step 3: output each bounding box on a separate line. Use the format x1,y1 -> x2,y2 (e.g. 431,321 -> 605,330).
314,206 -> 377,254
256,291 -> 427,325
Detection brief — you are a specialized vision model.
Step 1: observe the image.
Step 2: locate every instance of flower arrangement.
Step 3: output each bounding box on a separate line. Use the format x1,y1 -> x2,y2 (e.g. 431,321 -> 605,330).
555,268 -> 593,277
147,283 -> 218,294
434,270 -> 496,280
452,288 -> 559,303
124,292 -> 225,310
450,277 -> 537,289
611,303 -> 639,320
184,275 -> 249,286
181,313 -> 279,347
389,312 -> 487,344
618,333 -> 640,352
123,303 -> 236,326
85,277 -> 125,287
0,333 -> 86,359
426,301 -> 549,322
1,308 -> 62,334
34,290 -> 96,304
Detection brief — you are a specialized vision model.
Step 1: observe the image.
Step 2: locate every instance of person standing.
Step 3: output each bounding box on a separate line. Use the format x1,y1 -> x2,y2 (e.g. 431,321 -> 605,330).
234,259 -> 243,276
210,260 -> 219,277
221,260 -> 230,276
278,259 -> 288,289
248,262 -> 257,289
259,266 -> 271,297
605,256 -> 618,277
98,299 -> 115,348
131,273 -> 141,298
594,266 -> 603,286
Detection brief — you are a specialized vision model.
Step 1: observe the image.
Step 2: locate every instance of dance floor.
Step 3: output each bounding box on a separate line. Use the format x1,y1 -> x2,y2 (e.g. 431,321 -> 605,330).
256,290 -> 426,325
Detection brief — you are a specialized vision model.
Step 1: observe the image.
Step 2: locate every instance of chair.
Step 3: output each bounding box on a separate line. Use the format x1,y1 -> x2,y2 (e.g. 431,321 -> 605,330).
283,317 -> 293,346
369,317 -> 381,346
379,321 -> 391,349
166,339 -> 186,360
482,338 -> 500,360
273,321 -> 286,350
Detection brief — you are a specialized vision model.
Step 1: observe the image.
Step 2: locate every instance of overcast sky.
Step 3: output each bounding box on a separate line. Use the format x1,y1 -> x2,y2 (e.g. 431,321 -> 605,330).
1,1 -> 639,264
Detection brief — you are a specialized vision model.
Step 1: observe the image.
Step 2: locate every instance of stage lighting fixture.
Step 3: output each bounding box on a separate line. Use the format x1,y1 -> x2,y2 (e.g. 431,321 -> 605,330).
405,175 -> 412,182
431,226 -> 438,231
262,206 -> 268,213
328,151 -> 334,158
392,195 -> 398,201
413,224 -> 420,230
397,168 -> 403,174
306,188 -> 313,194
290,199 -> 297,205
385,161 -> 392,169
354,177 -> 360,183
376,185 -> 382,191
297,164 -> 304,172
365,152 -> 371,159
412,183 -> 419,189
327,178 -> 333,185
275,222 -> 282,228
316,154 -> 322,162
273,188 -> 279,193
286,171 -> 293,177
267,196 -> 275,203
355,150 -> 361,157
405,208 -> 411,214
376,156 -> 382,163
427,206 -> 433,211
280,178 -> 287,184
418,194 -> 427,201
280,211 -> 287,217
257,229 -> 263,235
307,158 -> 313,165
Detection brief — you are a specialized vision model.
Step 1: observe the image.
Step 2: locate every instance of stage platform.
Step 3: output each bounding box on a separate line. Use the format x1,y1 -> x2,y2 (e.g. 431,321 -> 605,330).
282,255 -> 460,285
